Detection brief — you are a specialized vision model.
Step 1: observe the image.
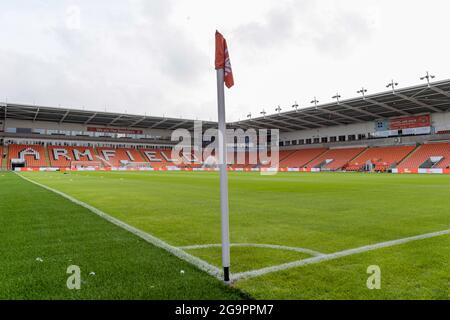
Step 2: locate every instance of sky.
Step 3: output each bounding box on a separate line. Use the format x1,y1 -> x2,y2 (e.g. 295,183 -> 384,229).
1,0 -> 449,122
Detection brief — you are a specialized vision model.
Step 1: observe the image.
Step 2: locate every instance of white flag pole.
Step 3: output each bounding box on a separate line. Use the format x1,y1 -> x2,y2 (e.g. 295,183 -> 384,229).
216,68 -> 231,282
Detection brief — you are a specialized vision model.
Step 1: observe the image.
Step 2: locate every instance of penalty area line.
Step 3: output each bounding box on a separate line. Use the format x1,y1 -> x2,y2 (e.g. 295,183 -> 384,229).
16,173 -> 223,280
232,228 -> 450,282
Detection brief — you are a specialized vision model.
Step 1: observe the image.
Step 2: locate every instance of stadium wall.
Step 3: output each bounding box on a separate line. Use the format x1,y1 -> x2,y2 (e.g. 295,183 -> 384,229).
279,111 -> 450,146
280,133 -> 450,151
3,118 -> 173,140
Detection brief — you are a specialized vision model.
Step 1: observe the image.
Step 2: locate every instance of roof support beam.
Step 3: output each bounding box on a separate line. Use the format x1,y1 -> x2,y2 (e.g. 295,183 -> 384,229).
168,120 -> 190,130
149,118 -> 168,129
84,113 -> 97,124
339,103 -> 382,118
109,114 -> 124,125
272,116 -> 311,129
33,108 -> 41,122
59,110 -> 70,124
318,108 -> 363,122
246,119 -> 275,129
236,123 -> 252,130
300,112 -> 344,126
260,118 -> 301,132
278,114 -> 324,128
429,86 -> 450,99
395,93 -> 441,112
364,98 -> 411,116
130,116 -> 147,127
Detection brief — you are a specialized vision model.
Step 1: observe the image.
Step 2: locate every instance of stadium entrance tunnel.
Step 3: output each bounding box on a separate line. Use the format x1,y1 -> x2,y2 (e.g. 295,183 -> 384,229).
10,159 -> 25,171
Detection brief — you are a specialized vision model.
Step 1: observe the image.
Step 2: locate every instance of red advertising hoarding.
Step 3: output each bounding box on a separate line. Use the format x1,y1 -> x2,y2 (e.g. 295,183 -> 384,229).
389,115 -> 430,130
87,127 -> 143,135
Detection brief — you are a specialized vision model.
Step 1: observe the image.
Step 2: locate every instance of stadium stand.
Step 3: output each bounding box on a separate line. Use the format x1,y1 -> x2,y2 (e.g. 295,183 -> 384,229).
48,146 -> 97,168
2,80 -> 450,173
398,142 -> 450,169
346,145 -> 417,172
306,147 -> 366,171
8,144 -> 48,168
279,148 -> 327,168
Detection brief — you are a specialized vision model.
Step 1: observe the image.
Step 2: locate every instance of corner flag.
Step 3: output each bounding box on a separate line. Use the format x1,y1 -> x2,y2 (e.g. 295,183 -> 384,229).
215,30 -> 233,282
215,31 -> 234,88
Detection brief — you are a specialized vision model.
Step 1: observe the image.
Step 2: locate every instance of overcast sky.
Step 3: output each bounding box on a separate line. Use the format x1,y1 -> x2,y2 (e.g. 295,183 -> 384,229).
1,0 -> 449,122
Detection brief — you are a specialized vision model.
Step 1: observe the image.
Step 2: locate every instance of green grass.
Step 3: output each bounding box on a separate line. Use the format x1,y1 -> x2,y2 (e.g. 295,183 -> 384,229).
0,173 -> 245,299
6,171 -> 450,299
185,246 -> 310,273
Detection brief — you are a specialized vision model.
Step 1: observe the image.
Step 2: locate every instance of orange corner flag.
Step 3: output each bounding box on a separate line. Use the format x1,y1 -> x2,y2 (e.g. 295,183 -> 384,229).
215,31 -> 234,88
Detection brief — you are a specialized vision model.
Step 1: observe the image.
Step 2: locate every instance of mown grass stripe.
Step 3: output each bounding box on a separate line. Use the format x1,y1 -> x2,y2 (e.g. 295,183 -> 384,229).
16,172 -> 223,280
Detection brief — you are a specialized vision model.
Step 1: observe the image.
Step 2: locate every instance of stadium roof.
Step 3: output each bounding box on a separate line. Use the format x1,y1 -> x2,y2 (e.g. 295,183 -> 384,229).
233,79 -> 450,132
0,102 -> 217,131
1,79 -> 450,132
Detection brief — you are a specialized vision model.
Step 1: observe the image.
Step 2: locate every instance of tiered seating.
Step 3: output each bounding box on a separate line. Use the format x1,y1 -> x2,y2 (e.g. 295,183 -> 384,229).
346,145 -> 416,171
279,148 -> 327,168
8,144 -> 48,168
398,142 -> 450,169
48,146 -> 97,167
140,149 -> 176,168
306,147 -> 365,170
96,147 -> 147,167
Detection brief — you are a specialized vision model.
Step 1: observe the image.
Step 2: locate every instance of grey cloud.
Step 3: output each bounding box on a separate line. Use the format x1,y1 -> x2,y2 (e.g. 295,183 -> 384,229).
0,0 -> 209,117
310,11 -> 375,57
233,1 -> 376,58
234,6 -> 295,48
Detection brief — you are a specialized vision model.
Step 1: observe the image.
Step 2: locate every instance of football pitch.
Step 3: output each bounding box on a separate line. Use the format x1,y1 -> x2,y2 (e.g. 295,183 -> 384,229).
1,171 -> 449,299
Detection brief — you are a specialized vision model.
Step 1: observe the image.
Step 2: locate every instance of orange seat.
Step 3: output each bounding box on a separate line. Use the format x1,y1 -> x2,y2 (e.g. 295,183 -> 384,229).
8,144 -> 48,168
307,147 -> 365,170
279,148 -> 327,168
348,145 -> 416,171
48,146 -> 97,167
398,142 -> 450,169
140,149 -> 175,168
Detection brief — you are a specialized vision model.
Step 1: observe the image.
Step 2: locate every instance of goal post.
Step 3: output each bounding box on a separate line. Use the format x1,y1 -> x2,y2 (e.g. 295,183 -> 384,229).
70,161 -> 102,170
121,162 -> 153,170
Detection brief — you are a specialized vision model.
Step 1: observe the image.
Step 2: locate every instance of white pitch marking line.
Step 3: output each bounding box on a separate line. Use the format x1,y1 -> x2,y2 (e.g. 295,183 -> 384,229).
16,173 -> 223,280
231,228 -> 450,282
180,243 -> 325,257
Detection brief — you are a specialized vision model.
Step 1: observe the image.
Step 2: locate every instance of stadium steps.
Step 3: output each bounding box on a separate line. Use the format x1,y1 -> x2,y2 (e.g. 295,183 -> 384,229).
340,147 -> 369,170
396,144 -> 420,167
278,150 -> 297,164
396,144 -> 421,168
350,147 -> 370,161
348,147 -> 368,162
43,146 -> 51,167
302,148 -> 331,167
279,150 -> 296,162
307,147 -> 367,170
286,149 -> 329,167
345,147 -> 371,171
